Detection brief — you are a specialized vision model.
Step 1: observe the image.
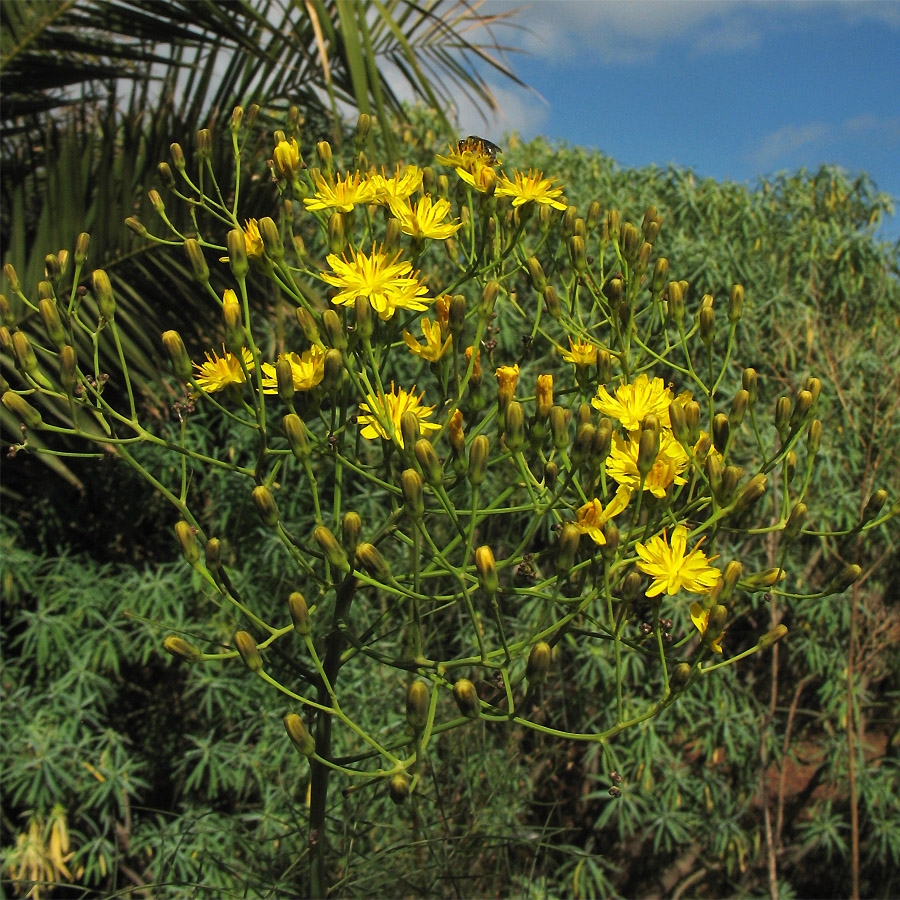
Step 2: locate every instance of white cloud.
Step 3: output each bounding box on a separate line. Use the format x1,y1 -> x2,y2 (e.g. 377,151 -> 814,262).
746,122 -> 833,168
453,79 -> 551,141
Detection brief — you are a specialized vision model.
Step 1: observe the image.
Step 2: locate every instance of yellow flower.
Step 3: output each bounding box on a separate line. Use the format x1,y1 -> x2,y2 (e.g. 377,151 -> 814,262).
321,244 -> 431,321
465,345 -> 482,379
574,485 -> 632,546
455,160 -> 498,193
358,382 -> 440,447
690,602 -> 725,653
495,363 -> 519,407
389,195 -> 461,241
562,336 -> 598,367
242,218 -> 264,258
193,346 -> 254,393
435,293 -> 451,331
436,139 -> 500,171
368,164 -> 423,205
403,318 -> 452,361
260,347 -> 325,393
273,137 -> 301,176
495,169 -> 567,210
593,374 -> 673,432
606,430 -> 689,497
303,170 -> 377,213
635,525 -> 721,597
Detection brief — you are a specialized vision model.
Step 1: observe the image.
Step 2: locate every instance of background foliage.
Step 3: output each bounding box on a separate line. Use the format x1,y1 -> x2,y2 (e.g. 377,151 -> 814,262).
2,3 -> 899,898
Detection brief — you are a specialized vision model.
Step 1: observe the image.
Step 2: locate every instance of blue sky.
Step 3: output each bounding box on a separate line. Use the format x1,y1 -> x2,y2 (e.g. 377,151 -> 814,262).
455,1 -> 900,239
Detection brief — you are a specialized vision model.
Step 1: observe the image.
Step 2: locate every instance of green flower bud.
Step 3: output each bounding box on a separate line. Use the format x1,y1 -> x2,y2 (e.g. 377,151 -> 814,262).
732,473 -> 767,514
354,295 -> 373,341
568,235 -> 587,273
157,161 -> 176,189
542,284 -> 561,319
526,641 -> 551,684
397,409 -> 419,452
670,662 -> 692,691
234,630 -> 263,672
621,571 -> 642,601
401,468 -> 425,519
251,485 -> 280,527
406,681 -> 429,733
163,635 -> 202,662
619,222 -> 641,265
592,417 -> 612,466
775,396 -> 792,442
718,465 -> 743,506
449,294 -> 466,334
323,349 -> 343,394
0,294 -> 16,327
602,522 -> 620,560
3,263 -> 20,293
807,419 -> 822,455
259,217 -> 284,262
544,460 -> 558,489
637,426 -> 660,478
415,438 -> 442,486
316,140 -> 333,171
475,545 -> 499,596
704,605 -> 728,647
295,308 -> 321,348
721,561 -> 743,603
729,390 -> 749,429
72,232 -> 90,266
245,103 -> 260,129
828,564 -> 861,594
289,592 -> 311,635
728,284 -> 744,323
328,211 -> 346,255
2,391 -> 42,428
556,523 -> 580,575
223,291 -> 244,355
44,254 -> 62,287
683,400 -> 701,445
183,239 -> 209,284
549,406 -> 568,451
322,309 -> 346,350
479,281 -> 500,319
468,434 -> 489,486
706,452 -> 722,497
196,128 -> 212,161
205,537 -> 221,571
606,278 -> 623,308
342,511 -> 361,560
230,105 -> 244,132
526,257 -> 547,293
356,542 -> 391,582
452,679 -> 480,718
174,520 -> 201,565
59,345 -> 78,395
862,489 -> 887,522
805,376 -> 822,407
314,525 -> 350,573
37,280 -> 54,303
227,228 -> 249,280
283,413 -> 311,460
651,257 -> 669,294
169,141 -> 186,171
699,305 -> 715,346
669,400 -> 689,446
742,367 -> 758,405
606,208 -> 621,243
636,242 -> 653,276
389,773 -> 410,805
275,357 -> 295,406
383,217 -> 402,256
504,401 -> 525,450
784,450 -> 798,484
757,624 -> 788,650
784,502 -> 807,542
712,413 -> 730,453
743,567 -> 785,590
284,713 -> 316,757
667,280 -> 685,323
790,390 -> 813,431
125,216 -> 148,237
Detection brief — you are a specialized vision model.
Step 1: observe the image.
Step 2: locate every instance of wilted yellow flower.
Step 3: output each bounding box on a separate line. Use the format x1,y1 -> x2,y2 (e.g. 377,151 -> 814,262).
495,169 -> 567,210
635,525 -> 721,597
193,346 -> 254,393
402,318 -> 452,361
321,244 -> 431,321
303,170 -> 377,213
358,382 -> 440,447
273,137 -> 301,176
260,347 -> 325,393
593,374 -> 673,432
495,363 -> 519,408
562,336 -> 598,367
574,485 -> 632,545
435,293 -> 451,331
606,430 -> 689,497
368,164 -> 423,205
465,345 -> 482,379
690,602 -> 725,653
389,195 -> 461,241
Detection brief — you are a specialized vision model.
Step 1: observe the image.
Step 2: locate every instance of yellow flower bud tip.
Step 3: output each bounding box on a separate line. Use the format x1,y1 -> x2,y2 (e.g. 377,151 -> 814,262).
163,635 -> 202,662
284,713 -> 316,757
699,305 -> 715,344
205,537 -> 221,571
828,564 -> 862,594
389,773 -> 410,805
259,216 -> 284,261
2,391 -> 43,429
503,401 -> 525,450
289,591 -> 311,635
314,525 -> 350,573
196,128 -> 212,160
862,489 -> 887,522
183,238 -> 210,284
479,281 -> 500,318
757,624 -> 788,650
234,630 -> 263,672
414,438 -> 443,486
341,511 -> 362,556
355,542 -> 391,582
728,284 -> 744,323
526,641 -> 552,684
174,520 -> 201,565
452,678 -> 481,718
467,433 -> 489,486
475,545 -> 499,595
246,485 -> 277,527
401,468 -> 425,518
742,367 -> 758,404
535,374 -> 553,420
807,419 -> 822,455
406,680 -> 430,732
743,567 -> 786,590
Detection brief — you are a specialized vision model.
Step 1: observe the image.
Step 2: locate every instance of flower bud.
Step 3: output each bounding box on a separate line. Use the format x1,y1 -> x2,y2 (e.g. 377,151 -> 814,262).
234,630 -> 263,672
503,401 -> 525,450
356,542 -> 391,581
544,460 -> 558,489
670,662 -> 692,691
592,417 -> 612,466
174,520 -> 201,565
315,525 -> 350,573
602,523 -> 620,559
619,223 -> 640,265
59,345 -> 78,395
728,284 -> 744,323
163,635 -> 202,662
549,406 -> 568,451
452,679 -> 480,718
169,142 -> 186,171
342,511 -> 361,559
861,489 -> 887,522
571,422 -> 595,468
448,294 -> 467,335
526,641 -> 551,684
230,105 -> 244,132
704,605 -> 728,647
651,257 -> 668,295
39,298 -> 66,348
227,227 -> 249,280
284,713 -> 316,756
158,161 -> 176,189
401,468 -> 425,519
744,567 -> 786,589
827,564 -> 861,594
718,560 -> 742,604
479,281 -> 500,319
259,217 -> 284,262
415,438 -> 442,486
775,396 -> 791,441
322,309 -> 346,351
92,269 -> 116,320
526,256 -> 547,293
389,773 -> 410,805
606,208 -> 621,243
682,401 -> 701,445
468,434 -> 489,486
556,523 -> 581,574
667,280 -> 685,323
289,591 -> 311,635
606,278 -> 623,308
669,400 -> 689,445
475,545 -> 499,596
205,537 -> 221,571
805,376 -> 822,407
699,305 -> 715,346
637,427 -> 660,478
542,284 -> 561,319
406,681 -> 430,733
706,452 -> 722,497
2,391 -> 42,428
732,473 -> 767,514
323,349 -> 343,394
283,413 -> 311,460
757,624 -> 788,650
221,290 -> 244,355
718,465 -> 743,506
11,332 -> 41,385
251,485 -> 280,527
183,239 -> 209,284
728,390 -> 749,429
712,413 -> 729,453
784,450 -> 798,484
568,235 -> 587,273
196,128 -> 212,161
807,419 -> 822,456
742,367 -> 758,405
316,140 -> 333,171
534,374 -> 553,422
273,357 -> 294,406
790,390 -> 813,431
448,410 -> 465,457
784,502 -> 807,542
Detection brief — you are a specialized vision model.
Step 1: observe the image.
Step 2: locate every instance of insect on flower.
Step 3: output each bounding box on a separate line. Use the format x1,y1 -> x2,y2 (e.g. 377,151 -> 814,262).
457,135 -> 502,163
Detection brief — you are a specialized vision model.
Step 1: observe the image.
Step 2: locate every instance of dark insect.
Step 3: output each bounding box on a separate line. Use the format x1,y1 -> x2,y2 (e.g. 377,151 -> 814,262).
457,135 -> 502,163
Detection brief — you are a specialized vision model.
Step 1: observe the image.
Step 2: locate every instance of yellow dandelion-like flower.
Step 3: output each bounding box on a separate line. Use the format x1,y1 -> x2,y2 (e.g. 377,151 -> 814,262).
690,602 -> 725,653
635,525 -> 721,597
562,336 -> 599,367
593,374 -> 674,432
402,318 -> 452,362
368,164 -> 423,205
321,244 -> 431,321
303,170 -> 377,213
606,430 -> 689,497
574,485 -> 632,546
389,195 -> 461,241
455,159 -> 498,193
193,346 -> 254,393
495,169 -> 567,210
260,347 -> 326,393
358,382 -> 440,447
435,139 -> 500,172
243,218 -> 264,258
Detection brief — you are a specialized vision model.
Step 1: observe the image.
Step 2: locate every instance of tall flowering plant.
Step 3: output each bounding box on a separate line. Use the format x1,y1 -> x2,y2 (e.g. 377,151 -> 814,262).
2,111 -> 893,898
